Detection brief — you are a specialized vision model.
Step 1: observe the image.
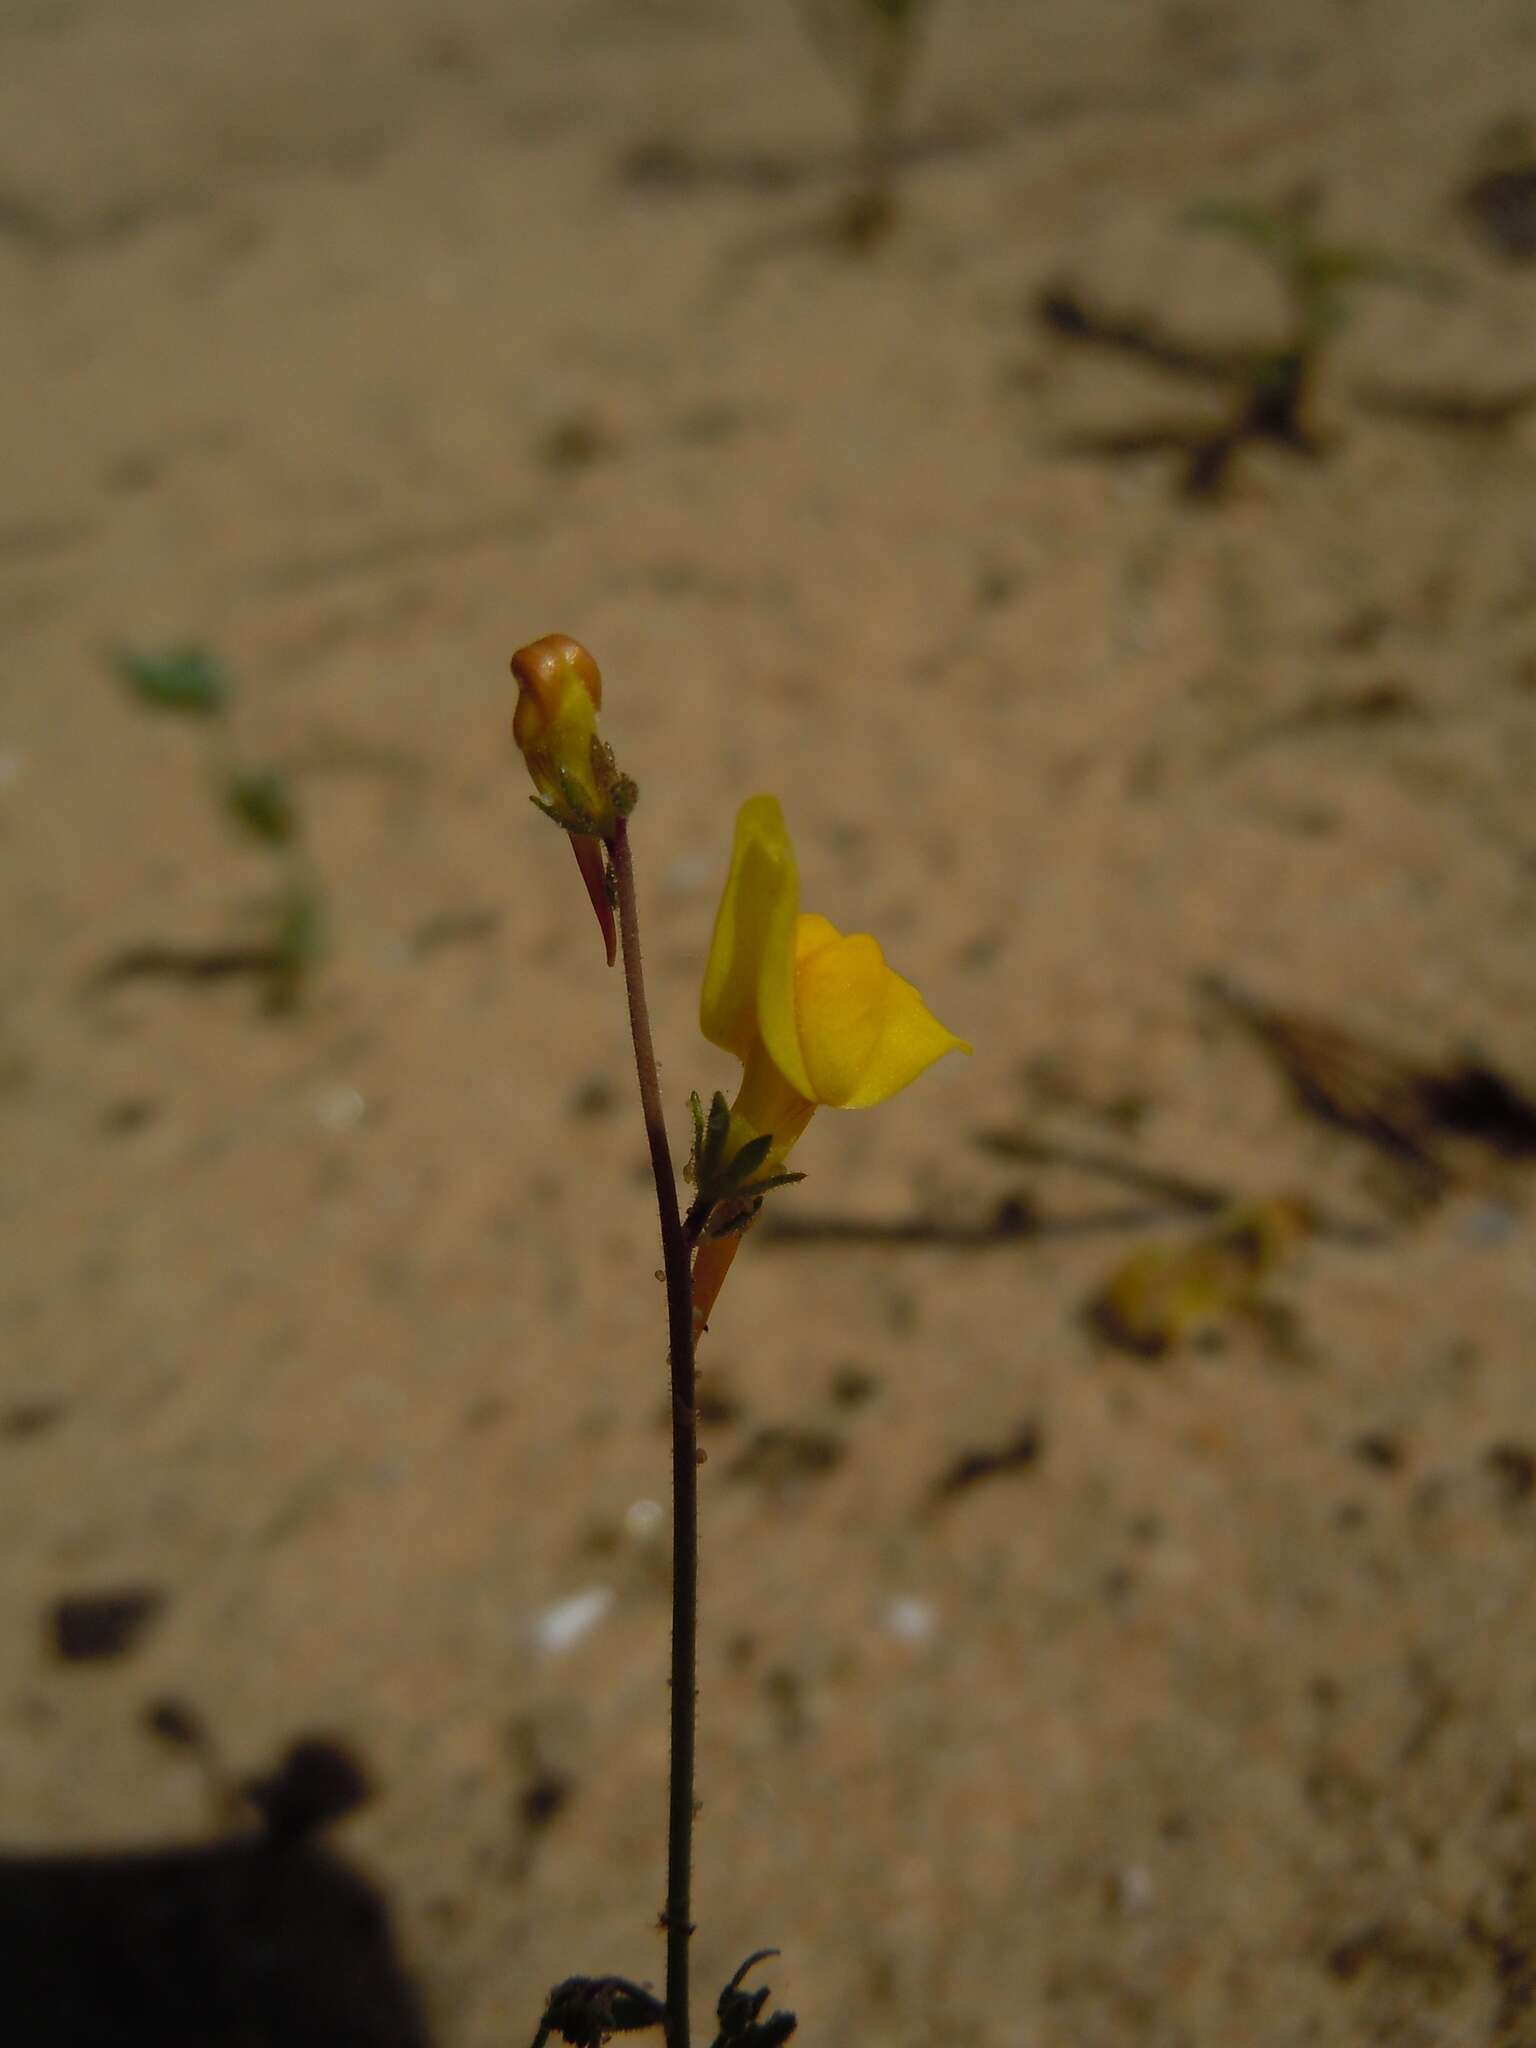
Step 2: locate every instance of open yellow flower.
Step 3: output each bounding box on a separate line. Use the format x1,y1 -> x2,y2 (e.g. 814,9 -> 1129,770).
692,794 -> 970,1329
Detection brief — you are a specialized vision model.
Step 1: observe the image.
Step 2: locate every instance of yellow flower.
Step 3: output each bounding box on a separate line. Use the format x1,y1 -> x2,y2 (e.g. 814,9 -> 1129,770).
692,794 -> 969,1328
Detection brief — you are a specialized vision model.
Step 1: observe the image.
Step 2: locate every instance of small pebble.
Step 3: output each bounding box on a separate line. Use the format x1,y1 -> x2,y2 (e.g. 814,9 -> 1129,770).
624,1498 -> 666,1544
882,1596 -> 936,1646
530,1586 -> 613,1658
314,1085 -> 366,1133
1461,1203 -> 1521,1246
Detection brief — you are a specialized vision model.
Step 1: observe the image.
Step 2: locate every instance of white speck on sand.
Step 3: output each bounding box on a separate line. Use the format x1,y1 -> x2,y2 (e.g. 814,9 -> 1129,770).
531,1585 -> 614,1658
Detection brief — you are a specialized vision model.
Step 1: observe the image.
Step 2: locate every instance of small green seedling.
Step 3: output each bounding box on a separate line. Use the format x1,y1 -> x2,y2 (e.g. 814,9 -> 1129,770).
115,643 -> 232,716
793,0 -> 939,245
1040,190 -> 1451,497
1176,191 -> 1445,490
111,644 -> 328,1010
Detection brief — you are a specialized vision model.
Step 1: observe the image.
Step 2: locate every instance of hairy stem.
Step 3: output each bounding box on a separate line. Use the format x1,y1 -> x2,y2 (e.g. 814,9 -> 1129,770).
610,817 -> 697,2048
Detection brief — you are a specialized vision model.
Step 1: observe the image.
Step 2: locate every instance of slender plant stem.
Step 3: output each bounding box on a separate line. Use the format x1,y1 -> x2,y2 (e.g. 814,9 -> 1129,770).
610,816 -> 697,2048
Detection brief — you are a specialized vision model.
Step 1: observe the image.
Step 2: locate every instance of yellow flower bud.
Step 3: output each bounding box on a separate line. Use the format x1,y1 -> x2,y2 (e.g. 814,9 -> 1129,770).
510,634 -> 628,966
510,634 -> 612,834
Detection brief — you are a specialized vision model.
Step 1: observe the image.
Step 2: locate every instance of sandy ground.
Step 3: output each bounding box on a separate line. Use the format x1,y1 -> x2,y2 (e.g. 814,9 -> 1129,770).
5,1 -> 1536,2042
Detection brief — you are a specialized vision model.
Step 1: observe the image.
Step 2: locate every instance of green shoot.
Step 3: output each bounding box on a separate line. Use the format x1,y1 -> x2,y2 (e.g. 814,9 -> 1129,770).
111,641 -> 328,1009
792,0 -> 940,243
112,643 -> 233,717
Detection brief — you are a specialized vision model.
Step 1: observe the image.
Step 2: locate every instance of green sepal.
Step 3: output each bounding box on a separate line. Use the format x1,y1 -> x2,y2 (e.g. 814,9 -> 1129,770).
736,1169 -> 806,1199
686,1090 -> 707,1182
686,1088 -> 736,1195
702,1171 -> 804,1235
528,787 -> 607,839
686,1083 -> 808,1218
528,736 -> 638,839
705,1090 -> 731,1157
590,735 -> 639,821
719,1131 -> 774,1191
708,1198 -> 763,1239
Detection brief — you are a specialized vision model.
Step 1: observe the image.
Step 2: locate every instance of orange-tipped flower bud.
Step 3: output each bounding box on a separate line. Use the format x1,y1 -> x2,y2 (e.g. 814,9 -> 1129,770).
511,634 -> 611,834
511,634 -> 630,966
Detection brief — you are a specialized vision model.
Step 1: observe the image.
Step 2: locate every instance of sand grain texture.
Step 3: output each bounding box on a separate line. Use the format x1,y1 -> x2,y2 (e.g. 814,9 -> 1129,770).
4,2 -> 1536,2043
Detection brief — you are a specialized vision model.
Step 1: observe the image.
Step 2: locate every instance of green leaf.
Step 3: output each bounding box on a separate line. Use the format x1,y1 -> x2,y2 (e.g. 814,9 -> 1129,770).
113,643 -> 233,716
224,764 -> 299,846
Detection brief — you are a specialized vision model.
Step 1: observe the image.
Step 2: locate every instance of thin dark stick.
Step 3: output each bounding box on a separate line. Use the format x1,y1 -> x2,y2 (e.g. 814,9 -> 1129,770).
610,816 -> 697,2048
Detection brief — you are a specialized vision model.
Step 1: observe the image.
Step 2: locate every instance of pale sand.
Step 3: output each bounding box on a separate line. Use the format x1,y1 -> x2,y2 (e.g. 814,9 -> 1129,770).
3,2 -> 1536,2041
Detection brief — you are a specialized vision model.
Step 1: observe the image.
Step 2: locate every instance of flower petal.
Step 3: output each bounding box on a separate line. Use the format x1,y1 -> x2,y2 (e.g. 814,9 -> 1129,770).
792,912 -> 842,967
699,797 -> 813,1098
793,924 -> 971,1108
